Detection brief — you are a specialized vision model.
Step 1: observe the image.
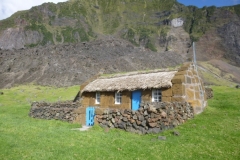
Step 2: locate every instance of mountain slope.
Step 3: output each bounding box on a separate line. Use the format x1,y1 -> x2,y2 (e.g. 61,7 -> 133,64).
0,38 -> 184,88
0,0 -> 240,87
0,1 -> 239,60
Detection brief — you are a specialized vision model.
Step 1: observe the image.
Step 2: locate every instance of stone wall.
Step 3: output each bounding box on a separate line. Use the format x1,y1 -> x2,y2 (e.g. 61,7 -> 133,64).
170,63 -> 207,114
205,88 -> 213,99
95,101 -> 194,134
29,101 -> 81,122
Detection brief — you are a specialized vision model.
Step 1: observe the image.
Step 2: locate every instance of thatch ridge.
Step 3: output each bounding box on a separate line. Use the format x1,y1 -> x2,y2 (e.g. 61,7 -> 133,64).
81,71 -> 177,93
100,68 -> 178,79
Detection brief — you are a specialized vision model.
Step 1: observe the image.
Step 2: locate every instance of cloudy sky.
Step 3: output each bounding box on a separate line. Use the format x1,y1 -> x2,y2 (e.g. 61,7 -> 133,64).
0,0 -> 67,20
0,0 -> 240,20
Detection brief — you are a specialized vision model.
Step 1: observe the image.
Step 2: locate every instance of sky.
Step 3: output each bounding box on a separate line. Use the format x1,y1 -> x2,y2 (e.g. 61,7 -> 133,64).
177,0 -> 240,8
0,0 -> 67,20
1,0 -> 240,20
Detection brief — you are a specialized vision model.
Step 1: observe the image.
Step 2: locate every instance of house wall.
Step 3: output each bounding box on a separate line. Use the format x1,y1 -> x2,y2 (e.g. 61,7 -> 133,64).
79,91 -> 132,125
141,89 -> 152,102
81,91 -> 131,110
81,92 -> 97,107
82,88 -> 172,109
142,88 -> 172,102
107,91 -> 131,109
171,63 -> 207,114
162,88 -> 173,102
78,63 -> 207,126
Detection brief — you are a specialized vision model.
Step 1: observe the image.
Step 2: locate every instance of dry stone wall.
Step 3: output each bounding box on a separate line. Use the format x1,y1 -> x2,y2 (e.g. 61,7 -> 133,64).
29,101 -> 80,122
205,88 -> 213,99
96,102 -> 194,134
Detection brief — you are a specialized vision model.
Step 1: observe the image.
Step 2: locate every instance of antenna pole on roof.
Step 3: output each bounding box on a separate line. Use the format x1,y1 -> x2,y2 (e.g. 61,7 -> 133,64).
193,42 -> 197,71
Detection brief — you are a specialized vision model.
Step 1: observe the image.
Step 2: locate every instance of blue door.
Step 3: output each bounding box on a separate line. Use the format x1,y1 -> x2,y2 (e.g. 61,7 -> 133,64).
86,107 -> 95,126
132,90 -> 141,111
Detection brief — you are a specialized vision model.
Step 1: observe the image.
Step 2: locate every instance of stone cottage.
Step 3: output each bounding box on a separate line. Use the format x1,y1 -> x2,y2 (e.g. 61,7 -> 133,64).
75,63 -> 207,126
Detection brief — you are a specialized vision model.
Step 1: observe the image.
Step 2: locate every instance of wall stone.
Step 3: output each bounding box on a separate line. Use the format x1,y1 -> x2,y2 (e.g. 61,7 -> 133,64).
96,102 -> 194,134
162,96 -> 172,102
29,101 -> 81,122
162,88 -> 172,97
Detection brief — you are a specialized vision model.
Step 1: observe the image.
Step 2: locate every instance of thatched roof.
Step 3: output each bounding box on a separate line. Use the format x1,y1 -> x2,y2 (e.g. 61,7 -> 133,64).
81,71 -> 177,93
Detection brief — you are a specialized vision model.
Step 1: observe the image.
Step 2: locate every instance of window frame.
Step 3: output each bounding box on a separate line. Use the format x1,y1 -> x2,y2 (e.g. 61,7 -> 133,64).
95,92 -> 100,104
115,92 -> 122,104
152,89 -> 162,102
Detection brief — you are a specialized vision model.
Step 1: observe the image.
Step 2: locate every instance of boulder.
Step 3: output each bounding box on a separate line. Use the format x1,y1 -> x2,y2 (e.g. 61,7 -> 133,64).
171,18 -> 184,27
161,111 -> 167,118
148,105 -> 157,113
173,131 -> 180,136
158,136 -> 166,140
138,115 -> 144,121
118,122 -> 126,130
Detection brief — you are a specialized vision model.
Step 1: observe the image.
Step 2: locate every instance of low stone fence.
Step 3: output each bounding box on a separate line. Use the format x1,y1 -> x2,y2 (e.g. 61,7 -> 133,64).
96,102 -> 194,134
29,101 -> 80,122
205,87 -> 213,99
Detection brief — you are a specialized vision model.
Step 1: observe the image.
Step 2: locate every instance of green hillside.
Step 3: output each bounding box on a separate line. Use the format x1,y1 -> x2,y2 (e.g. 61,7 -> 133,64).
0,0 -> 240,51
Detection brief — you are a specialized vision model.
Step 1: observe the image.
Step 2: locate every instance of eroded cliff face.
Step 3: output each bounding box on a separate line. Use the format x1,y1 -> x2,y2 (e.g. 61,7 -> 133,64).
0,38 -> 184,88
186,21 -> 240,68
163,19 -> 191,57
218,21 -> 240,66
187,29 -> 226,61
0,27 -> 43,50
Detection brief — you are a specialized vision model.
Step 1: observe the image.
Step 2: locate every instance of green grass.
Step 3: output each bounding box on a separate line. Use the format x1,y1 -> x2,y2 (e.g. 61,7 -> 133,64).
0,85 -> 240,159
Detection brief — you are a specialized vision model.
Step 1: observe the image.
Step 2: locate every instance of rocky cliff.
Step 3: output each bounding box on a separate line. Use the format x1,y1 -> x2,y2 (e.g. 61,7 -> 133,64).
0,38 -> 184,88
0,28 -> 43,50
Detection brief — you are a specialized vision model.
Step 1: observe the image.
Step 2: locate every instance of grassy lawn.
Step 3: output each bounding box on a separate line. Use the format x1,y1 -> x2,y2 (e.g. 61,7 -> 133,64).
0,85 -> 239,160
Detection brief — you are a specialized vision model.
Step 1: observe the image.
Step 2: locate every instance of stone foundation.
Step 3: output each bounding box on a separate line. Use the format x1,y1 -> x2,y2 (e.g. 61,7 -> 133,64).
96,101 -> 194,134
205,88 -> 213,99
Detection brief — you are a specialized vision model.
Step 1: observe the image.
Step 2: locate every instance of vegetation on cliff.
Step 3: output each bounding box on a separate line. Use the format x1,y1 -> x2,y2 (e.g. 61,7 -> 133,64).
1,0 -> 239,51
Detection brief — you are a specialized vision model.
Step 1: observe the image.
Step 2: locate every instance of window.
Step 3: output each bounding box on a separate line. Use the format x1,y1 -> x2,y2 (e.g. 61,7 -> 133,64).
115,92 -> 122,104
152,89 -> 161,102
95,92 -> 100,104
